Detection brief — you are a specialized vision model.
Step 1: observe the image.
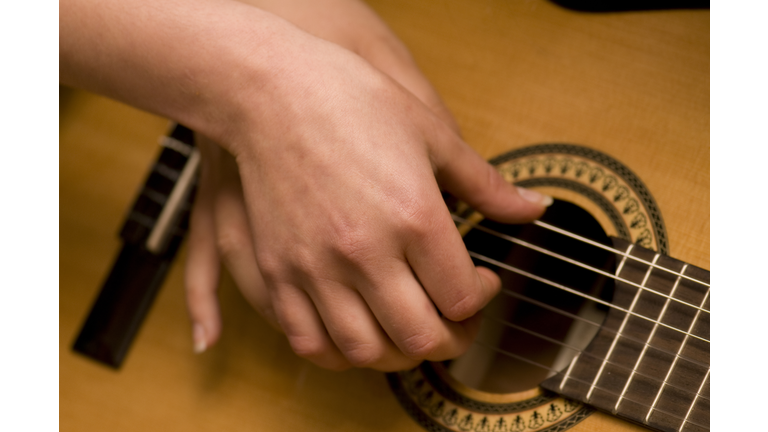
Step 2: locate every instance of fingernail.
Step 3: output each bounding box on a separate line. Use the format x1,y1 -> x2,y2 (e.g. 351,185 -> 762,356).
517,187 -> 554,207
193,324 -> 207,354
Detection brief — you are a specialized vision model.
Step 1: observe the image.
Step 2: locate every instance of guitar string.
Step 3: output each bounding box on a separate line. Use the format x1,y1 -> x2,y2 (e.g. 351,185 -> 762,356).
648,288 -> 710,424
455,213 -> 709,289
468,339 -> 709,431
452,210 -> 709,289
615,262 -> 687,413
585,250 -> 654,403
472,248 -> 710,423
469,251 -> 709,343
531,220 -> 709,288
468,340 -> 710,431
479,312 -> 709,402
452,214 -> 709,314
495,288 -> 709,369
680,369 -> 710,432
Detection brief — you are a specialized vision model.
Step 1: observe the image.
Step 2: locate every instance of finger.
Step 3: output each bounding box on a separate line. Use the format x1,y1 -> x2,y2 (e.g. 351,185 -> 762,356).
184,137 -> 222,353
401,193 -> 501,323
358,261 -> 483,361
429,124 -> 552,224
302,281 -> 421,371
212,152 -> 280,330
271,283 -> 352,371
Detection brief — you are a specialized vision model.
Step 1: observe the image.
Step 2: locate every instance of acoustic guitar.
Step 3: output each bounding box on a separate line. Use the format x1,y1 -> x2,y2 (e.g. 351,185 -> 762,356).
59,1 -> 709,431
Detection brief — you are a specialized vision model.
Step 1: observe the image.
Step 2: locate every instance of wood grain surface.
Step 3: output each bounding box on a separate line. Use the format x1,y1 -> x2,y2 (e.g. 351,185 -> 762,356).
59,1 -> 708,431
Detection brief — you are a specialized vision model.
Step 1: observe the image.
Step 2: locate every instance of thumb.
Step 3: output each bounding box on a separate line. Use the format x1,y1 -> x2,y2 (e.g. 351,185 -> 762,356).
431,129 -> 552,223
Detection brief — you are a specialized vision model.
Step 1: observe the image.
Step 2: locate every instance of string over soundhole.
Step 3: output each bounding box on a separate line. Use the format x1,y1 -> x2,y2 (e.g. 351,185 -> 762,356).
448,200 -> 616,395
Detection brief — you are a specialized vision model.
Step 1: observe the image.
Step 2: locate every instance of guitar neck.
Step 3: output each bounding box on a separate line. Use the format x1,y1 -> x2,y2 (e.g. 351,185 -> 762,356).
72,124 -> 199,368
541,238 -> 710,432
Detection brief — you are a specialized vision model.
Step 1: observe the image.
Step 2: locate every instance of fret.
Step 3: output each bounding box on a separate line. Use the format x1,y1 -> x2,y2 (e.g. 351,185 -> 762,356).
559,352 -> 580,391
479,339 -> 706,428
501,287 -> 708,371
153,162 -> 181,182
159,135 -> 194,156
72,123 -> 199,368
647,288 -> 710,423
616,263 -> 688,412
680,371 -> 710,432
146,148 -> 200,253
127,211 -> 188,239
588,257 -> 674,418
586,245 -> 647,403
476,310 -> 701,399
126,211 -> 156,229
554,242 -> 637,392
540,238 -> 710,432
119,143 -> 195,246
141,187 -> 169,206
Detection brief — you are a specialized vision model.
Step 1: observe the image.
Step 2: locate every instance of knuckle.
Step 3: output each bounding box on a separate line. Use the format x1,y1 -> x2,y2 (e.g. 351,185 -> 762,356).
443,291 -> 483,322
400,330 -> 439,360
254,252 -> 283,283
215,228 -> 251,263
340,342 -> 384,368
396,197 -> 431,234
332,225 -> 377,266
286,334 -> 328,360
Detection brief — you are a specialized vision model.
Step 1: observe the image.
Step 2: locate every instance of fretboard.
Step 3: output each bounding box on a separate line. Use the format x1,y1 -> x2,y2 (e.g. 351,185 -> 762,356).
120,123 -> 197,256
540,238 -> 710,432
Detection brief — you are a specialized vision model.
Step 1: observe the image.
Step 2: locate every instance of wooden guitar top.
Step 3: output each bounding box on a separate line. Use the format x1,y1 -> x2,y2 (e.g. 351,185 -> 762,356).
60,1 -> 708,431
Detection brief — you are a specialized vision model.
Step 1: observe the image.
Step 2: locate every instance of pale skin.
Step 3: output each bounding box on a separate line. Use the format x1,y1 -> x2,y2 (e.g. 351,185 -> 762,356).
61,0 -> 552,372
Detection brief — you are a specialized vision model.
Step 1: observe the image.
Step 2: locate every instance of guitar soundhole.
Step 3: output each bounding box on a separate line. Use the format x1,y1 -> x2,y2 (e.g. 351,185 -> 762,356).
447,199 -> 616,394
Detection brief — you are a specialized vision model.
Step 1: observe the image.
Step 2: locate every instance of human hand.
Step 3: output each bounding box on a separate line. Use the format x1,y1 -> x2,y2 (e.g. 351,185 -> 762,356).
184,10 -> 551,371
61,0 -> 550,371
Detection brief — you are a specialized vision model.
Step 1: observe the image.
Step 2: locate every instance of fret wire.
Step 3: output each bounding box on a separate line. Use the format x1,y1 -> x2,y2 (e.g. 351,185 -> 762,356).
127,211 -> 156,229
469,339 -> 710,430
617,264 -> 686,413
680,369 -> 710,431
146,149 -> 200,254
153,162 -> 181,182
130,154 -> 194,218
454,214 -> 709,314
587,246 -> 649,403
648,287 -> 710,425
480,313 -> 708,401
141,187 -> 169,206
469,251 -> 710,343
532,220 -> 709,288
497,288 -> 709,370
159,135 -> 194,156
559,354 -> 579,391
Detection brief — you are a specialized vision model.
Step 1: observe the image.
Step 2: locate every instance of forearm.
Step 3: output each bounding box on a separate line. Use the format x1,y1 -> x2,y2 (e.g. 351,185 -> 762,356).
59,0 -> 307,148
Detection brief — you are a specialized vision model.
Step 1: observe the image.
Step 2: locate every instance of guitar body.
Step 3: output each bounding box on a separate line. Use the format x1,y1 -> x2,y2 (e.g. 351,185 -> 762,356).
59,1 -> 708,431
